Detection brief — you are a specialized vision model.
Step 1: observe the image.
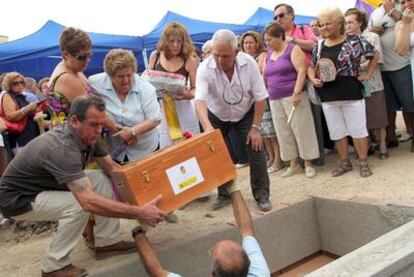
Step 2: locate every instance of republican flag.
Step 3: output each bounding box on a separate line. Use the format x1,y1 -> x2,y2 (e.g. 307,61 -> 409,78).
355,0 -> 382,15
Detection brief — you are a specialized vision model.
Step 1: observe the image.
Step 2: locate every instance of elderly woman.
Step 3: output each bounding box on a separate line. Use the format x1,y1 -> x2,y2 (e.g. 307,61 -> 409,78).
395,0 -> 414,152
263,22 -> 319,178
37,77 -> 50,100
345,8 -> 389,159
148,22 -> 199,148
1,72 -> 39,155
89,49 -> 161,163
309,7 -> 378,177
241,31 -> 281,173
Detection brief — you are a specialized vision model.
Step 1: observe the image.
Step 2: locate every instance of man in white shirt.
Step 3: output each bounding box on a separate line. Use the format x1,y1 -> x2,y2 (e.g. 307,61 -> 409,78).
194,29 -> 271,212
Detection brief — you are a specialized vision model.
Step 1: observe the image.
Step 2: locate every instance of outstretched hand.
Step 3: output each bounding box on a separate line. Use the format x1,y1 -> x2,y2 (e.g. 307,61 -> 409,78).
137,195 -> 167,227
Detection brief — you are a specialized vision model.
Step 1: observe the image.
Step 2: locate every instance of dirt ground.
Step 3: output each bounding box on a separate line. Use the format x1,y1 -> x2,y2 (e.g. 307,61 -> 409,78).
1,114 -> 413,276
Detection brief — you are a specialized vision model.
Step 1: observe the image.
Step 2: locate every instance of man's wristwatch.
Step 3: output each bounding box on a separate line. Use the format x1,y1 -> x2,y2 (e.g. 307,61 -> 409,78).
251,124 -> 261,131
131,225 -> 146,239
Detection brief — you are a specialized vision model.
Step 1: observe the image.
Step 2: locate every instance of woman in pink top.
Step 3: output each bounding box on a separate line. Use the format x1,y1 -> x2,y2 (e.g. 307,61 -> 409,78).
263,22 -> 319,178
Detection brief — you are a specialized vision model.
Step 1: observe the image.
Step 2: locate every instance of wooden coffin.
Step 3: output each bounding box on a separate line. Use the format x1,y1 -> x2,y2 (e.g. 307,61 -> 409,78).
111,129 -> 236,213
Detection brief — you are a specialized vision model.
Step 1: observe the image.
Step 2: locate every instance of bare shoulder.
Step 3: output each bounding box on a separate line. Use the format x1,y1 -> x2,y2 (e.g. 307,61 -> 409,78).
186,54 -> 199,72
54,73 -> 87,101
148,50 -> 159,69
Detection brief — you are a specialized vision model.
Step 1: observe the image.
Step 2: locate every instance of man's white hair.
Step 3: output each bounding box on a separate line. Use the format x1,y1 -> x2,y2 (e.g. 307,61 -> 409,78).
212,29 -> 238,50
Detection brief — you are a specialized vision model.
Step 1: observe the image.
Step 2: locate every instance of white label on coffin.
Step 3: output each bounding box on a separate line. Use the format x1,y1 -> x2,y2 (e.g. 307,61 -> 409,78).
165,157 -> 205,195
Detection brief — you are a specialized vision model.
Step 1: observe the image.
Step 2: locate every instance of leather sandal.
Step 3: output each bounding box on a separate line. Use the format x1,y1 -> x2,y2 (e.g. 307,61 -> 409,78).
331,160 -> 353,177
359,163 -> 373,178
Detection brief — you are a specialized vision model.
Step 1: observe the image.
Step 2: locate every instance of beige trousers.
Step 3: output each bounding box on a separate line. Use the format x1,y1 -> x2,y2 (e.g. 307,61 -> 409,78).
13,170 -> 122,273
269,93 -> 319,161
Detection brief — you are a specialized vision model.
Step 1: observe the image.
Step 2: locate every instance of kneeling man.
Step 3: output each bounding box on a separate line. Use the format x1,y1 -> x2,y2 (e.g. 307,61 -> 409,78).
0,95 -> 166,276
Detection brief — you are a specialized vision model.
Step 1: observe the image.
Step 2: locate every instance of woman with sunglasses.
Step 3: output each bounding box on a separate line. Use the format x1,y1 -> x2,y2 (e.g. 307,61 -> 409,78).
263,22 -> 319,178
240,31 -> 282,174
395,0 -> 414,152
48,27 -> 96,127
1,72 -> 39,155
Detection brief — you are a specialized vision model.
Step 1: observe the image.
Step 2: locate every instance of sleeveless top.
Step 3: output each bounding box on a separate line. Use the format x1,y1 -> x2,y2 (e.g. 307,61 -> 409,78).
263,43 -> 297,100
153,52 -> 189,80
48,72 -> 95,126
5,92 -> 39,148
410,32 -> 414,87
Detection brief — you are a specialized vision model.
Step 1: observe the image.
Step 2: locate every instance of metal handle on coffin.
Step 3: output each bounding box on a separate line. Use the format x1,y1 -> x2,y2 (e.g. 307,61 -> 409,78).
206,141 -> 215,152
142,170 -> 151,183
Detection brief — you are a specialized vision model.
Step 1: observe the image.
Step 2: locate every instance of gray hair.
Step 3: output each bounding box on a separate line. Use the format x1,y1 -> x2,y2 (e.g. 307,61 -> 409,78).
212,30 -> 238,50
202,40 -> 212,54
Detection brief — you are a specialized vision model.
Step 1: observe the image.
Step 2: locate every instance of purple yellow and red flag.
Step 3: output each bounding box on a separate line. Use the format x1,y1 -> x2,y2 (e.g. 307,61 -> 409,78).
355,0 -> 382,15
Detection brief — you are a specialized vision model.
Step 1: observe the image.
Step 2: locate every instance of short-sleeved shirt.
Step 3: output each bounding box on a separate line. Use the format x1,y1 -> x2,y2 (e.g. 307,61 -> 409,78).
89,73 -> 161,161
311,34 -> 376,102
195,52 -> 268,122
361,31 -> 384,94
369,6 -> 410,71
0,124 -> 107,217
290,24 -> 318,64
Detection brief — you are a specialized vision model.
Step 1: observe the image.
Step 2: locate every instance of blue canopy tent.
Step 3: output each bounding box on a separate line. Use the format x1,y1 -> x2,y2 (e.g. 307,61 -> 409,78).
0,20 -> 145,80
244,7 -> 315,32
142,11 -> 257,64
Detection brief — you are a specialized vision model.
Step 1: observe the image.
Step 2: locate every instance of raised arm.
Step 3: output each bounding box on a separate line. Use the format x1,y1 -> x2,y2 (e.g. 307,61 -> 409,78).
227,184 -> 254,237
395,9 -> 414,56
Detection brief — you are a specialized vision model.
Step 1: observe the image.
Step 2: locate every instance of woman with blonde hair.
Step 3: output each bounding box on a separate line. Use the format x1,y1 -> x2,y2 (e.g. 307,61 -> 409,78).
1,72 -> 39,154
148,22 -> 199,222
309,7 -> 378,177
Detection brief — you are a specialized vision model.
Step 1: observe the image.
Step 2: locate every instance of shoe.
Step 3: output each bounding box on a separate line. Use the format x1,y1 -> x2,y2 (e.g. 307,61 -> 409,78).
257,197 -> 272,212
95,241 -> 137,260
378,152 -> 389,160
312,158 -> 325,167
165,212 -> 178,223
42,264 -> 88,277
235,163 -> 248,169
360,163 -> 373,178
305,166 -> 317,178
210,196 -> 231,210
387,140 -> 399,148
398,133 -> 412,143
281,165 -> 301,178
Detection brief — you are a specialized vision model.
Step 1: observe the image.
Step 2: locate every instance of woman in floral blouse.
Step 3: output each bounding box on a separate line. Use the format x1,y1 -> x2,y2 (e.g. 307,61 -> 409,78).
308,7 -> 379,178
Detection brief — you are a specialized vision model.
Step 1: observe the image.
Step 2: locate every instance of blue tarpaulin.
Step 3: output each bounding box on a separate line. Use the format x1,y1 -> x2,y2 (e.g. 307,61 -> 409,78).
0,20 -> 145,79
143,11 -> 257,51
244,7 -> 315,32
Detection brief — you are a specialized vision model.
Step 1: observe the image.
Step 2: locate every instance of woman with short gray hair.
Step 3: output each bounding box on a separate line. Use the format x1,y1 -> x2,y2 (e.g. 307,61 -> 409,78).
89,49 -> 161,163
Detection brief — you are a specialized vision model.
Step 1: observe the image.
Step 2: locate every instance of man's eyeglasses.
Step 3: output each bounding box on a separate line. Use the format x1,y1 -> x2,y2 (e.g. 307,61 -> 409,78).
273,12 -> 286,20
71,52 -> 93,62
12,80 -> 25,86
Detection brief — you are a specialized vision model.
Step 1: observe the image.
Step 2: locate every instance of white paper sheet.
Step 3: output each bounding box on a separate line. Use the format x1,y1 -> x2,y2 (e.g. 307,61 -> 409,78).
165,157 -> 204,195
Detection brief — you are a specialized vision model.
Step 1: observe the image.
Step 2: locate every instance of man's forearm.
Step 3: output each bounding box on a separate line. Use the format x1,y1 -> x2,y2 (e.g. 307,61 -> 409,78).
231,191 -> 254,237
134,233 -> 169,277
253,100 -> 266,125
295,39 -> 316,52
195,100 -> 213,131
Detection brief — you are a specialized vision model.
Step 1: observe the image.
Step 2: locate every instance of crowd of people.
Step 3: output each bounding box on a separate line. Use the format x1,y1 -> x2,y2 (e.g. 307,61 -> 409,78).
0,1 -> 414,276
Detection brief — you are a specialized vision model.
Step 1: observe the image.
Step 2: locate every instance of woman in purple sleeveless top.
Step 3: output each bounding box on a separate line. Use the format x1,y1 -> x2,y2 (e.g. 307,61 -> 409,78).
263,22 -> 319,178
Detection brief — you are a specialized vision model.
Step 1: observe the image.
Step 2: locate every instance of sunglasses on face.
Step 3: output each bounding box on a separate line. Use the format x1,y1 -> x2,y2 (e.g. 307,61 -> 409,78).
12,80 -> 25,86
273,12 -> 286,20
71,52 -> 93,61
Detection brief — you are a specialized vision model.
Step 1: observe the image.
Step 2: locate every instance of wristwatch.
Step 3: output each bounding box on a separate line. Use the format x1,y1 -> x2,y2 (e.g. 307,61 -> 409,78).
131,225 -> 146,239
251,124 -> 261,131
